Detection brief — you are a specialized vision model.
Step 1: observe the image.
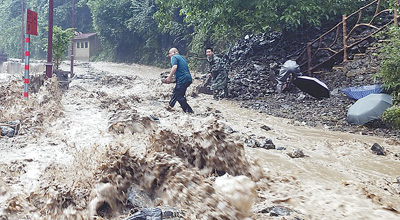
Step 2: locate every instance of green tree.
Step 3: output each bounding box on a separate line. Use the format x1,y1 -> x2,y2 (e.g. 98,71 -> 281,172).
88,0 -> 136,62
45,25 -> 74,70
87,0 -> 178,65
154,0 -> 383,55
0,0 -> 25,58
54,0 -> 93,33
126,0 -> 180,64
2,0 -> 389,66
382,105 -> 400,129
375,26 -> 400,101
0,0 -> 93,60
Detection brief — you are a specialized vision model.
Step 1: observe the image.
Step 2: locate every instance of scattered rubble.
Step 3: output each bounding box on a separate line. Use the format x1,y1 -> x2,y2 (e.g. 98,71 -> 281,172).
211,29 -> 400,140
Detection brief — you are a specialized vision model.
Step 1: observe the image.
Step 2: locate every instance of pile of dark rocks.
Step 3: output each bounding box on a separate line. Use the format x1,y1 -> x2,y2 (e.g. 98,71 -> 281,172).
0,120 -> 21,137
225,31 -> 305,100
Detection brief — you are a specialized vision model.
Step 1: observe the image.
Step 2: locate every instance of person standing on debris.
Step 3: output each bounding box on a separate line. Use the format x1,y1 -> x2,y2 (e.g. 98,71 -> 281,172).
205,48 -> 228,100
165,48 -> 194,114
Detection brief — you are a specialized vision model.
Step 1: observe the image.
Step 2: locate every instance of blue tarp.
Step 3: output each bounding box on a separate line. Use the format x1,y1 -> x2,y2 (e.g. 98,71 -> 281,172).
341,84 -> 382,100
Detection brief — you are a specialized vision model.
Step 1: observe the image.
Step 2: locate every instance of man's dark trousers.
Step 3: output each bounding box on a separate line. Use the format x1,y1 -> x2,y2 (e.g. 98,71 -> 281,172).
169,81 -> 194,113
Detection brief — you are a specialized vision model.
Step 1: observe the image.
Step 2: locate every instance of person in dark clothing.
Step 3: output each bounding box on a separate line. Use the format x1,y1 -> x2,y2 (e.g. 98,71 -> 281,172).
166,48 -> 194,113
205,48 -> 228,100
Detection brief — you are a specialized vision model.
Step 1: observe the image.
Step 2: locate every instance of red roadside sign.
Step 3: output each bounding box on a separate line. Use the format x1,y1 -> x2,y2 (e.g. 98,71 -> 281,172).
26,9 -> 38,35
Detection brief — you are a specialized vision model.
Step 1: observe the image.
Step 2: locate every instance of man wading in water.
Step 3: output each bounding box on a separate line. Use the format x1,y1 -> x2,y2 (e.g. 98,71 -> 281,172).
165,48 -> 194,114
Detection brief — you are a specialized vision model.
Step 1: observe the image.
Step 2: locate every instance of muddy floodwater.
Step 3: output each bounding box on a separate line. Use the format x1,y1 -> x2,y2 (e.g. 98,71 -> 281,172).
0,61 -> 399,219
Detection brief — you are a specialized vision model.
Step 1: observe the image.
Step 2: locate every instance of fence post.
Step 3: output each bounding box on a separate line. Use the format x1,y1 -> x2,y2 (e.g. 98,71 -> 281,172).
342,15 -> 348,63
307,42 -> 312,75
376,0 -> 381,15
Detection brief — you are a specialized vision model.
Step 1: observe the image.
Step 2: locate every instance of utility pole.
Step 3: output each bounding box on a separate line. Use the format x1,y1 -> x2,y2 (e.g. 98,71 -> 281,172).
70,0 -> 75,77
45,0 -> 53,78
21,0 -> 24,62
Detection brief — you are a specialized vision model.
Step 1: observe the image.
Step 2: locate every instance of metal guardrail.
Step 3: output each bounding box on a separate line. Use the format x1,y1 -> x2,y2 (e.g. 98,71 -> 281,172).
295,0 -> 399,75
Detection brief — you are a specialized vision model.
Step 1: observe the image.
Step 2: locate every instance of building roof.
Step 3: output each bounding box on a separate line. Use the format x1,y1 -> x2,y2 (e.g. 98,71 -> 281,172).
74,32 -> 97,40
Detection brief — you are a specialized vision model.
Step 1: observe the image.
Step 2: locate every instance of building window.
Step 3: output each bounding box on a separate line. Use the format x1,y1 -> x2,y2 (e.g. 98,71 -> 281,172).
81,42 -> 84,48
85,42 -> 88,48
77,42 -> 80,48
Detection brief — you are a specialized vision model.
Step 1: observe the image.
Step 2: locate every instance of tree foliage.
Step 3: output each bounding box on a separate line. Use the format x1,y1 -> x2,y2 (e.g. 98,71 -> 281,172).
44,25 -> 74,70
0,0 -> 93,59
87,0 -> 134,62
382,105 -> 400,129
0,0 -> 396,68
126,0 -> 177,63
375,26 -> 400,100
87,0 -> 179,65
374,24 -> 400,129
0,0 -> 25,58
154,0 -> 371,54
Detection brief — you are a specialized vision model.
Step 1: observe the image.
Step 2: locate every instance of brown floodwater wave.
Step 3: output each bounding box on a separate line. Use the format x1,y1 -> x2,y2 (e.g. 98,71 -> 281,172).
1,62 -> 400,220
86,116 -> 263,219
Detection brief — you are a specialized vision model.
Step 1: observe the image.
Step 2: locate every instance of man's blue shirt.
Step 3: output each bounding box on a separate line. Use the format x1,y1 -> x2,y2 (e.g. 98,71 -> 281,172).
171,54 -> 192,85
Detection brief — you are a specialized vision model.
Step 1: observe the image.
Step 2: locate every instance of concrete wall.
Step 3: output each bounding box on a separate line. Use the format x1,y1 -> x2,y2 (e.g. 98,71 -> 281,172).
0,61 -> 45,75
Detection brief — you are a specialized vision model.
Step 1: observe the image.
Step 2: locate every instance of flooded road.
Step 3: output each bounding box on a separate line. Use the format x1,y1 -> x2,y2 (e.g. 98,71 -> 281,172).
0,61 -> 399,219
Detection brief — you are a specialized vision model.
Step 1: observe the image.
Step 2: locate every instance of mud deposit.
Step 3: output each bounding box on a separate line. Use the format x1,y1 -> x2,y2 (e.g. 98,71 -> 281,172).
0,61 -> 400,220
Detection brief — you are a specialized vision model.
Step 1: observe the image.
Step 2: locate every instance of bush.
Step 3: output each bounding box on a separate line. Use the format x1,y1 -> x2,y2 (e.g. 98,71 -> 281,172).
44,26 -> 74,70
382,105 -> 400,129
374,26 -> 400,101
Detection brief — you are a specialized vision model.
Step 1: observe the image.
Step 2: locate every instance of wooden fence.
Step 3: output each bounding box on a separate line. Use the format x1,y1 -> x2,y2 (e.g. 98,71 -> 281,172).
295,0 -> 399,75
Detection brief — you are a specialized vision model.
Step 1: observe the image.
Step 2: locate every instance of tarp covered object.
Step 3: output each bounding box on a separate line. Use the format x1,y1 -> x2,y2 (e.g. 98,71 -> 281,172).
341,84 -> 382,100
277,60 -> 302,83
293,76 -> 330,99
347,93 -> 392,125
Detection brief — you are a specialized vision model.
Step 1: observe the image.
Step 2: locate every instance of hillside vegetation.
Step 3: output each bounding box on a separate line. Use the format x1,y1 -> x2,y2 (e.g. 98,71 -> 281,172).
0,0 -> 390,66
